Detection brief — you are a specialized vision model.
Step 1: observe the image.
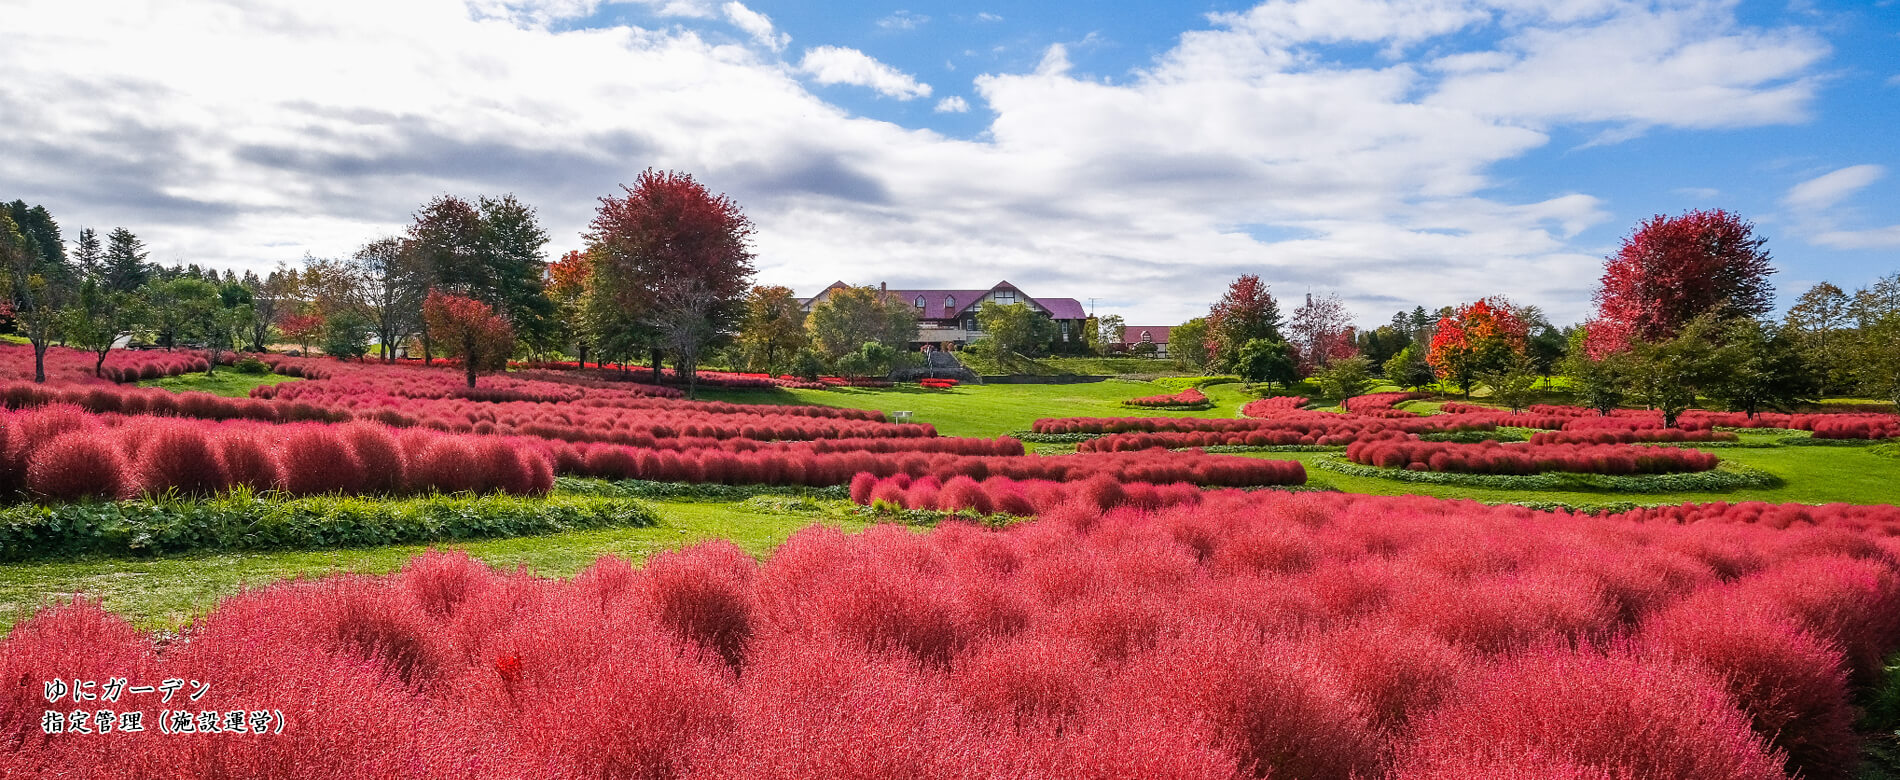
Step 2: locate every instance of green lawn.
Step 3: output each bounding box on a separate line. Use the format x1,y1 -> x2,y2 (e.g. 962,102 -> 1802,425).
701,380 -> 1271,437
139,370 -> 299,397
1278,438 -> 1900,507
0,498 -> 870,634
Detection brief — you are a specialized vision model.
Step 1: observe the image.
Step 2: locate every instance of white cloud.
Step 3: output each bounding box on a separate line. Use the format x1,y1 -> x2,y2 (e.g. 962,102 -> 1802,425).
722,1 -> 787,51
1785,164 -> 1884,211
975,12 -> 1003,22
877,10 -> 929,31
1810,227 -> 1900,249
0,0 -> 1843,325
797,46 -> 931,99
934,96 -> 969,113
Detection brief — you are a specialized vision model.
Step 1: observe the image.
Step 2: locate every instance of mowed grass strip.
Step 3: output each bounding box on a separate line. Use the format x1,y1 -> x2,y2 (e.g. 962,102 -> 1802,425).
701,380 -> 1267,438
0,498 -> 870,634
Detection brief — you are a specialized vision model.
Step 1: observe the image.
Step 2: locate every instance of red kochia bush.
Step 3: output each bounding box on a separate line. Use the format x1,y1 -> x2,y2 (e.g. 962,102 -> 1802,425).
1641,592 -> 1859,779
1397,647 -> 1788,779
1347,438 -> 1718,475
1123,387 -> 1209,408
131,426 -> 228,496
277,428 -> 366,496
25,432 -> 129,501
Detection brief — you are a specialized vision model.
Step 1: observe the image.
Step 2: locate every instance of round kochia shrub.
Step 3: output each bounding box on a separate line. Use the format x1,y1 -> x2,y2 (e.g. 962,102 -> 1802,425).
25,432 -> 130,502
278,428 -> 367,496
1346,438 -> 1718,475
132,426 -> 229,496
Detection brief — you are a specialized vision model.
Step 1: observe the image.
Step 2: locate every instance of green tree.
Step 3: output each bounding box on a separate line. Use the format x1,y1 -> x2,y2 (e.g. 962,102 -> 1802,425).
1854,311 -> 1900,407
322,310 -> 372,362
102,227 -> 149,293
737,285 -> 808,373
806,285 -> 916,361
1168,317 -> 1210,372
1783,282 -> 1853,395
1383,343 -> 1435,392
1236,338 -> 1298,389
975,301 -> 1057,362
1312,355 -> 1374,402
1562,329 -> 1625,415
1480,351 -> 1541,413
61,280 -> 148,377
72,227 -> 102,281
1704,318 -> 1816,418
1093,314 -> 1125,357
2,204 -> 76,382
1622,314 -> 1720,428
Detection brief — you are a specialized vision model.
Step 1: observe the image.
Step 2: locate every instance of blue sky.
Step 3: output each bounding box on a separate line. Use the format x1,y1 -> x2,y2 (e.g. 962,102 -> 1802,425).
2,0 -> 1896,326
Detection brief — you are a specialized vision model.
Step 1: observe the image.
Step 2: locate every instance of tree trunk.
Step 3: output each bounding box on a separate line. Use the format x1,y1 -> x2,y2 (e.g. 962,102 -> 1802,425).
465,338 -> 478,389
651,348 -> 663,382
206,347 -> 219,376
95,350 -> 108,378
578,343 -> 589,369
33,341 -> 48,383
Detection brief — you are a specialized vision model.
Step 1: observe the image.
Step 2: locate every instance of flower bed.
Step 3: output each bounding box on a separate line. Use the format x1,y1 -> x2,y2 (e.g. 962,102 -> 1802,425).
7,492 -> 1896,779
1123,387 -> 1211,409
1346,438 -> 1718,475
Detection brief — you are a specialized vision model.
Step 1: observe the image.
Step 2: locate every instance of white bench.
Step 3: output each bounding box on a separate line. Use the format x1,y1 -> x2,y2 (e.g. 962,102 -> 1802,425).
892,411 -> 914,423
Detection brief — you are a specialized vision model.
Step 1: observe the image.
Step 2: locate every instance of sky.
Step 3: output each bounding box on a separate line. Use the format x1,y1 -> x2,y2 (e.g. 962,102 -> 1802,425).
2,0 -> 1896,327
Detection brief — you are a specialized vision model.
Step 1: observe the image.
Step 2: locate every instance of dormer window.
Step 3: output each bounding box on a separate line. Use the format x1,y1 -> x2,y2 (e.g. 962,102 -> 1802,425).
1140,331 -> 1153,343
994,289 -> 1016,304
944,295 -> 955,309
914,295 -> 925,309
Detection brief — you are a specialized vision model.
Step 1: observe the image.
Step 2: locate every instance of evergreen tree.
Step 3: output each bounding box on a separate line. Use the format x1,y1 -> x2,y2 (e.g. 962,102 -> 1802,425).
103,227 -> 149,293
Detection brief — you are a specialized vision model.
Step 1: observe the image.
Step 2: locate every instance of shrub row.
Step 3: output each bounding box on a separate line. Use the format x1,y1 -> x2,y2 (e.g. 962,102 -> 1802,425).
1313,455 -> 1779,493
0,494 -> 652,561
1239,395 -> 1310,418
7,491 -> 1897,778
1080,428 -> 1412,452
553,444 -> 1307,489
1347,439 -> 1719,475
555,477 -> 849,503
851,473 -> 1204,515
917,378 -> 959,389
0,406 -> 554,502
1529,429 -> 1740,446
1122,387 -> 1210,409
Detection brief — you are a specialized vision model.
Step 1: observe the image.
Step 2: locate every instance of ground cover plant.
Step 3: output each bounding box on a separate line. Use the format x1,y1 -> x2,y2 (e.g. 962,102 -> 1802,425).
7,492 -> 1900,778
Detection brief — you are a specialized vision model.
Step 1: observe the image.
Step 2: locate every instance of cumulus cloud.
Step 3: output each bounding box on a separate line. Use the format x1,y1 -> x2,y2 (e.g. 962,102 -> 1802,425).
0,0 -> 1844,324
722,1 -> 788,51
934,96 -> 970,113
797,46 -> 932,99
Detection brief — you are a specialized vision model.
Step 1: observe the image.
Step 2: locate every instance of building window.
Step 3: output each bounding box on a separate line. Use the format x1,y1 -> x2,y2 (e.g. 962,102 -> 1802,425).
994,289 -> 1016,304
964,317 -> 976,331
1140,331 -> 1153,342
914,295 -> 925,309
944,295 -> 955,309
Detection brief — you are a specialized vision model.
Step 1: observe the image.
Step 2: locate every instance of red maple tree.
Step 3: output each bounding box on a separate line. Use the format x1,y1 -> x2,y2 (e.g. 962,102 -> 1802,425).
423,290 -> 515,389
276,311 -> 325,355
1595,209 -> 1775,342
1205,274 -> 1283,366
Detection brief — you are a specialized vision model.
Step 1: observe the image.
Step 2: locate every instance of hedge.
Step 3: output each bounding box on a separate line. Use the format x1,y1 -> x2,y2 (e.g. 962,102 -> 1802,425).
1308,455 -> 1781,493
0,493 -> 655,562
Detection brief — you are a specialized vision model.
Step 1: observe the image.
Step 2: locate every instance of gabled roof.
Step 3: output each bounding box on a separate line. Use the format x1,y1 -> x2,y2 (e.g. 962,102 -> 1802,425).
803,280 -> 1088,321
1123,325 -> 1174,344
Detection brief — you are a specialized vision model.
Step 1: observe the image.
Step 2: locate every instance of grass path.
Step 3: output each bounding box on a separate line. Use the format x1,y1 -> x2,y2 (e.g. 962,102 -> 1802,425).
0,499 -> 869,633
